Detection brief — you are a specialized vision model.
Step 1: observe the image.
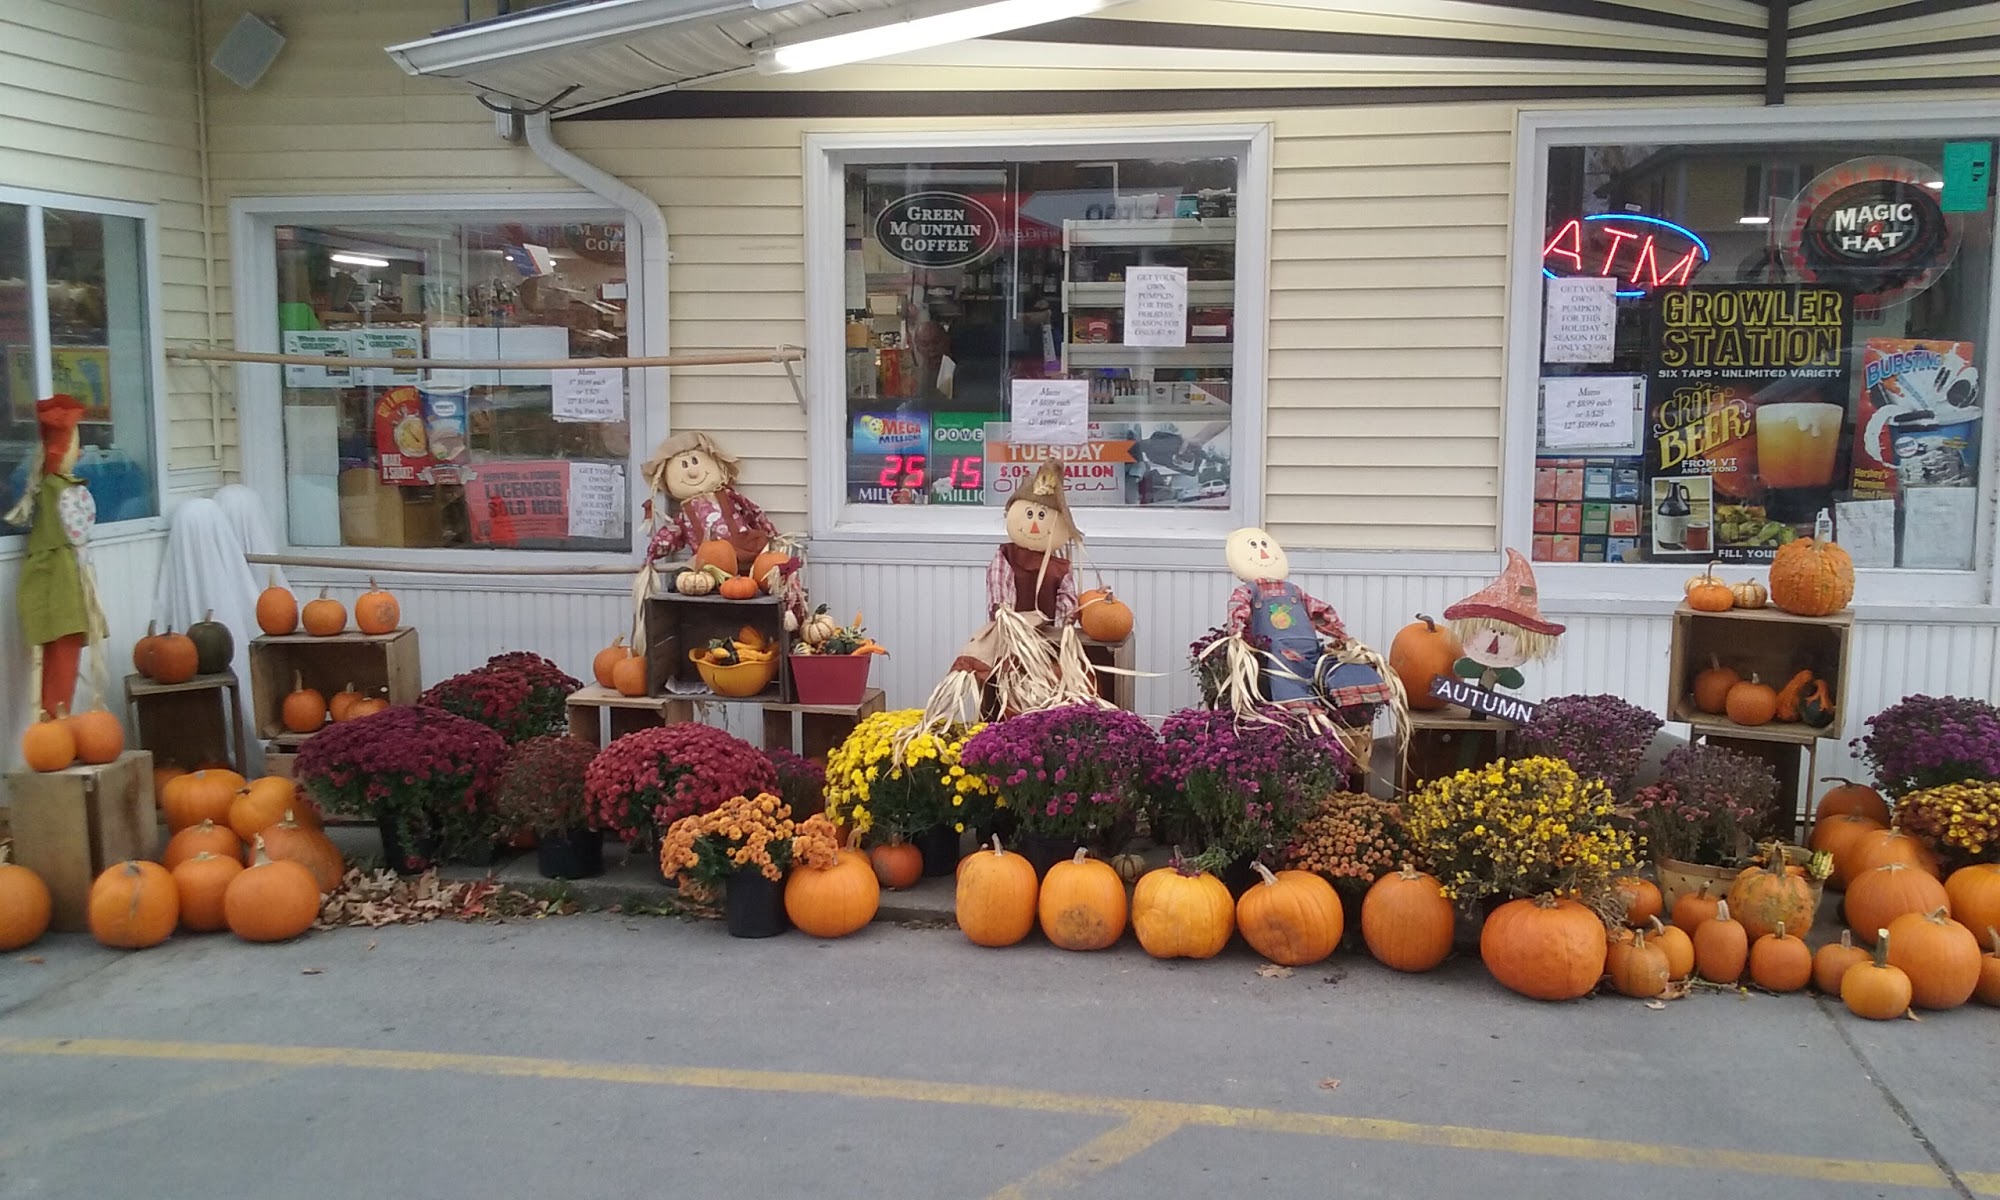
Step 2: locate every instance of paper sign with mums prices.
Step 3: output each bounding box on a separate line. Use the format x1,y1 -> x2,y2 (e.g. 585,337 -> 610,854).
467,460 -> 567,545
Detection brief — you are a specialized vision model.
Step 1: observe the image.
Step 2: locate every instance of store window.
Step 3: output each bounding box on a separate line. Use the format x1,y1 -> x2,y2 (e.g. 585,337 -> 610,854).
839,154 -> 1241,512
273,216 -> 632,551
1,193 -> 159,533
1529,133 -> 1995,573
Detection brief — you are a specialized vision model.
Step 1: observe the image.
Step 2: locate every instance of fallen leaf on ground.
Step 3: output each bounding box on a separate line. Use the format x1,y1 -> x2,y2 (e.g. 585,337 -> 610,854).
1256,964 -> 1294,979
300,967 -> 323,975
1644,1000 -> 1667,1010
23,956 -> 44,965
1318,1078 -> 1340,1090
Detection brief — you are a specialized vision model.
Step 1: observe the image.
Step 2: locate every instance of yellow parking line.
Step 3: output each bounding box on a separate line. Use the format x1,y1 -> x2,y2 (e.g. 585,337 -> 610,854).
985,1112 -> 1185,1200
0,1037 -> 1988,1196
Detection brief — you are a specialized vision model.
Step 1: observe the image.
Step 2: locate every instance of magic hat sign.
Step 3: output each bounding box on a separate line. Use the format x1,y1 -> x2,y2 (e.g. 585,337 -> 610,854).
874,191 -> 1001,269
1783,157 -> 1960,309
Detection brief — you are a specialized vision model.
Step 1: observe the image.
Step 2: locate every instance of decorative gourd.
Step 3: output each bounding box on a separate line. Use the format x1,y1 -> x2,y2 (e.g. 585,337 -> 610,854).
301,588 -> 347,636
282,671 -> 328,735
171,851 -> 244,933
1944,864 -> 2000,940
1846,862 -> 1949,944
1885,907 -> 1981,1010
1724,676 -> 1778,726
1235,863 -> 1341,967
1796,679 -> 1836,729
1389,615 -> 1463,712
133,620 -> 163,674
0,846 -> 53,951
1608,929 -> 1671,998
1748,922 -> 1812,992
260,811 -> 344,892
1816,778 -> 1889,826
162,819 -> 243,871
1479,895 -> 1605,1001
187,609 -> 235,675
675,569 -> 717,597
21,712 -> 77,772
224,837 -> 322,943
1769,537 -> 1854,616
1109,852 -> 1147,885
955,837 -> 1039,948
1774,670 -> 1815,723
1693,899 -> 1748,983
610,654 -> 649,698
1038,849 -> 1130,952
693,539 -> 739,576
751,550 -> 793,593
1842,929 -> 1912,1019
784,847 -> 880,939
66,705 -> 125,766
147,629 -> 200,684
1813,929 -> 1870,994
1613,876 -> 1663,928
1692,657 -> 1740,715
868,841 -> 923,891
1647,916 -> 1695,981
354,578 -> 399,635
1727,846 -> 1817,940
1810,812 -> 1886,889
256,570 -> 298,635
1132,859 -> 1235,960
592,638 -> 629,688
1729,579 -> 1768,609
228,777 -> 305,842
1670,883 -> 1721,934
329,682 -> 365,723
1077,588 -> 1135,644
1686,563 -> 1734,612
799,606 -> 838,647
1849,828 -> 1941,879
1361,865 -> 1455,973
719,575 -> 760,600
161,769 -> 245,833
87,860 -> 179,949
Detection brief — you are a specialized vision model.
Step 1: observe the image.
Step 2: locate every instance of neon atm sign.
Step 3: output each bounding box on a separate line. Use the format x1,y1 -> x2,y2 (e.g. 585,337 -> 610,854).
1542,213 -> 1711,299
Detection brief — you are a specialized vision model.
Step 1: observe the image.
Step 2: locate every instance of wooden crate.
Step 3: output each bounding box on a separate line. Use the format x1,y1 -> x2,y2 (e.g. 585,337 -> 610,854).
642,593 -> 792,704
124,671 -> 248,774
249,627 -> 421,740
1399,711 -> 1518,792
761,688 -> 888,760
565,685 -> 697,749
5,751 -> 154,931
1666,604 -> 1853,743
1081,637 -> 1136,711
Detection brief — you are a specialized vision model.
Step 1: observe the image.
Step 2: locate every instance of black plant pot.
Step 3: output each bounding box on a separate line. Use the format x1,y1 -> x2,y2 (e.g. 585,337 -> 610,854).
457,839 -> 501,868
536,827 -> 605,880
974,809 -> 1020,850
1019,833 -> 1082,880
377,816 -> 442,875
1221,854 -> 1260,899
725,867 -> 789,938
914,824 -> 962,876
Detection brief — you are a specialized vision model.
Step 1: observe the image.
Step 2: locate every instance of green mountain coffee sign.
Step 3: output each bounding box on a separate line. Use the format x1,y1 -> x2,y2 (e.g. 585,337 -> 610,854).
874,191 -> 1000,269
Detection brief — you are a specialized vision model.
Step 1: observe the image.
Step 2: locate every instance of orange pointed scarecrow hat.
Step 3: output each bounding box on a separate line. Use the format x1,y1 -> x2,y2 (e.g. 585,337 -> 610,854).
1444,548 -> 1566,637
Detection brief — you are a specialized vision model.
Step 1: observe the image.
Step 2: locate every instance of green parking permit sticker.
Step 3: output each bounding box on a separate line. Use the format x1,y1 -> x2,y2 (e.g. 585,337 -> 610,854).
1941,141 -> 1992,213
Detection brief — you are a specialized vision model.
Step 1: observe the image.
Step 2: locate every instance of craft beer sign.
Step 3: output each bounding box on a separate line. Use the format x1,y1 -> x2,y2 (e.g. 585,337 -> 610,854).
875,191 -> 1001,269
1428,676 -> 1539,723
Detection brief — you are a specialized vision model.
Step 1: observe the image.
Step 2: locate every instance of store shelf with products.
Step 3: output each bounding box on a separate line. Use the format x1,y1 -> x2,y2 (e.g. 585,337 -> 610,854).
1066,343 -> 1235,369
1064,218 -> 1237,247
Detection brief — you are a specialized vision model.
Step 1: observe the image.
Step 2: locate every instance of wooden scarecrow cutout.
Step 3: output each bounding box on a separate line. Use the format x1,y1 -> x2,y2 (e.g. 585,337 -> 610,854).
1443,548 -> 1566,693
10,394 -> 110,722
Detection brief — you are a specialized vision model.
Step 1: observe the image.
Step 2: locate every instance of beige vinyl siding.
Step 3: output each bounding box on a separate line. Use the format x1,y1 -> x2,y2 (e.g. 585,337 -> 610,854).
1,0 -> 219,483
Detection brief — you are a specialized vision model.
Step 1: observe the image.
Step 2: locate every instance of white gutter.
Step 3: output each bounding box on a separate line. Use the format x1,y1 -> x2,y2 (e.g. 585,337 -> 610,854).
388,0 -> 802,77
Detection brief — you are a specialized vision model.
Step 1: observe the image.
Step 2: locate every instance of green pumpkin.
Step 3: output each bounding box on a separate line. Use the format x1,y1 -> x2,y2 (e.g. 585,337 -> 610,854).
187,609 -> 235,675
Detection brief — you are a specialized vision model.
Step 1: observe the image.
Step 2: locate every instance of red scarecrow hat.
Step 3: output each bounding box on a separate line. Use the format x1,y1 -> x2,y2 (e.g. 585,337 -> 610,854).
35,394 -> 86,473
1443,548 -> 1566,636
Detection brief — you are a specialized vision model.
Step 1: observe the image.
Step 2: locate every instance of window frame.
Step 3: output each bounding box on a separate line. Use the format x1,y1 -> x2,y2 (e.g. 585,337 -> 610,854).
803,124 -> 1272,545
0,184 -> 169,554
230,192 -> 655,568
1507,102 -> 2000,609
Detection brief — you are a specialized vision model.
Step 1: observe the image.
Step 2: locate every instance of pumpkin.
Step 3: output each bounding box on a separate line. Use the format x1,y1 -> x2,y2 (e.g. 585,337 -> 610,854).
1730,579 -> 1768,609
133,620 -> 163,674
1846,862 -> 1949,944
1109,852 -> 1147,885
1613,876 -> 1663,928
956,837 -> 1039,947
329,682 -> 365,723
1813,929 -> 1870,994
718,575 -> 760,601
0,846 -> 53,951
675,569 -> 716,597
693,539 -> 739,576
1692,899 -> 1748,983
1943,864 -> 2000,940
593,637 -> 629,688
1686,562 -> 1735,612
21,712 -> 77,772
228,777 -> 307,842
1479,895 -> 1605,1001
1692,657 -> 1740,715
1647,916 -> 1695,981
1133,860 -> 1235,960
1389,615 -> 1463,711
354,578 -> 400,635
610,654 -> 649,698
87,860 -> 179,949
282,671 -> 328,735
301,588 -> 347,636
1670,883 -> 1721,934
1724,676 -> 1778,726
1885,907 -> 1981,1009
1976,926 -> 2000,1007
1747,921 -> 1812,992
224,837 -> 322,943
1842,929 -> 1912,1019
800,606 -> 838,647
1816,778 -> 1889,825
66,705 -> 125,765
1774,670 -> 1815,723
346,693 -> 389,720
1038,849 -> 1129,952
154,763 -> 188,796
1727,846 -> 1817,940
187,609 -> 234,675
256,570 -> 298,635
784,847 -> 879,939
1077,588 -> 1135,644
161,769 -> 245,833
147,629 -> 199,684
1236,863 -> 1341,967
1608,929 -> 1671,998
1811,813 -> 1887,889
1769,537 -> 1854,617
162,819 -> 243,871
171,851 -> 244,933
1361,865 -> 1455,973
1848,828 -> 1941,879
260,812 -> 343,892
751,550 -> 793,593
869,841 -> 923,891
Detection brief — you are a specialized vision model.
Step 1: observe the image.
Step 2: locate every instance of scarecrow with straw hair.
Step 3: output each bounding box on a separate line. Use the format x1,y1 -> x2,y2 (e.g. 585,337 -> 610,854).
1443,548 -> 1566,693
635,430 -> 806,641
11,394 -> 109,723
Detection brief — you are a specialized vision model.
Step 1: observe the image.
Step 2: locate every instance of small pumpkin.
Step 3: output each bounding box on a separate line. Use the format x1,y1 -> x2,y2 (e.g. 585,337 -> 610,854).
228,777 -> 306,842
1810,812 -> 1887,889
1692,656 -> 1740,715
1039,849 -> 1129,952
1729,579 -> 1768,609
1885,906 -> 1982,1010
693,539 -> 739,576
329,682 -> 365,723
1769,537 -> 1855,617
224,837 -> 322,943
869,841 -> 923,891
1608,929 -> 1671,998
675,569 -> 717,597
354,577 -> 400,635
1670,883 -> 1721,934
592,637 -> 629,689
1077,588 -> 1135,644
751,550 -> 794,593
260,811 -> 344,892
1109,852 -> 1147,885
282,671 -> 328,735
1842,929 -> 1912,1019
161,769 -> 245,833
1479,894 -> 1605,1001
1613,876 -> 1663,928
0,846 -> 53,951
1133,858 -> 1235,961
1747,921 -> 1812,992
1361,865 -> 1455,973
171,851 -> 244,933
1976,926 -> 2000,1007
1815,777 -> 1890,826
66,705 -> 125,766
1846,862 -> 1949,944
784,847 -> 879,939
162,819 -> 243,871
1724,676 -> 1778,726
1389,615 -> 1463,712
1685,562 -> 1735,612
956,837 -> 1039,948
21,711 -> 77,772
1647,915 -> 1695,981
301,588 -> 347,637
132,620 -> 163,674
1943,863 -> 2000,940
87,860 -> 180,949
1848,828 -> 1941,879
799,605 -> 838,647
147,628 -> 200,684
1727,844 -> 1817,940
187,609 -> 235,675
1236,863 -> 1341,967
718,575 -> 760,601
1692,899 -> 1748,984
256,570 -> 298,635
610,654 -> 649,698
1814,929 -> 1870,994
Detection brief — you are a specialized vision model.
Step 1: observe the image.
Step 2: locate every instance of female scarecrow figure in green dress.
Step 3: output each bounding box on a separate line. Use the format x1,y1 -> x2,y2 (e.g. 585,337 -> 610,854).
9,394 -> 108,722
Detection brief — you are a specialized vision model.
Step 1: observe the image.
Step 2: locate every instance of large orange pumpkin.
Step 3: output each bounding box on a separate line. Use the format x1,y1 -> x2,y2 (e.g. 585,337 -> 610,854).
956,837 -> 1039,947
0,846 -> 53,951
147,630 -> 200,684
783,847 -> 878,938
1884,907 -> 1981,1010
354,577 -> 400,635
161,769 -> 245,833
171,851 -> 244,933
1848,828 -> 1941,879
1360,865 -> 1455,972
1236,863 -> 1341,966
1768,537 -> 1854,616
592,637 -> 628,689
1847,862 -> 1949,944
1943,863 -> 2000,940
20,713 -> 76,773
257,570 -> 299,636
87,860 -> 179,949
1814,777 -> 1890,827
1388,615 -> 1463,712
224,839 -> 322,943
1077,588 -> 1134,644
1037,849 -> 1128,951
161,819 -> 243,871
301,588 -> 347,637
1132,862 -> 1235,960
1727,851 -> 1817,940
260,812 -> 344,892
66,705 -> 126,765
1479,895 -> 1605,1000
693,539 -> 740,576
1810,812 -> 1887,888
869,841 -> 923,891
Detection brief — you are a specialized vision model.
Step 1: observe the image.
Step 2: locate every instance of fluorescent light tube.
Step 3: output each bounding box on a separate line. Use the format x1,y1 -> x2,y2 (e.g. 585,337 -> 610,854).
1737,216 -> 1771,225
330,252 -> 392,268
759,0 -> 1127,74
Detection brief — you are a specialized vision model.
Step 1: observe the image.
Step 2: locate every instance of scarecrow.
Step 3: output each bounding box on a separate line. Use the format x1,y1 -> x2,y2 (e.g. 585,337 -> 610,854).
636,430 -> 805,638
10,394 -> 109,722
1442,548 -> 1566,693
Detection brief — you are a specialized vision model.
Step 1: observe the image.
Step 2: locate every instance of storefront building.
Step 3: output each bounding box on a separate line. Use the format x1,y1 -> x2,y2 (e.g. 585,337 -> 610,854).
5,0 -> 2000,777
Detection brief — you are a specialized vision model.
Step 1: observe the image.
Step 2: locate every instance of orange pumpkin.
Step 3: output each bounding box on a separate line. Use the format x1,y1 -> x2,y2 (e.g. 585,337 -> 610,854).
1813,929 -> 1870,994
66,705 -> 125,765
161,769 -> 245,833
593,637 -> 629,689
1388,615 -> 1463,712
1885,907 -> 1982,1010
1077,588 -> 1135,644
1236,863 -> 1341,967
717,575 -> 759,600
153,763 -> 188,796
1686,562 -> 1735,612
260,812 -> 344,892
147,629 -> 200,684
1693,899 -> 1749,983
1671,883 -> 1721,934
956,836 -> 1040,948
1848,828 -> 1941,879
354,577 -> 400,635
1727,848 -> 1817,940
1647,916 -> 1695,981
1769,537 -> 1854,616
1847,862 -> 1949,944
1815,777 -> 1890,827
171,851 -> 244,933
301,588 -> 347,636
346,692 -> 390,720
1613,876 -> 1663,928
256,572 -> 298,635
610,654 -> 649,698
20,713 -> 76,773
751,550 -> 793,593
1479,895 -> 1606,1001
1810,812 -> 1887,888
283,671 -> 328,735
1360,865 -> 1454,972
1747,922 -> 1813,992
1038,849 -> 1129,952
1692,657 -> 1740,716
1943,863 -> 2000,940
1975,927 -> 2000,1007
224,838 -> 322,943
132,620 -> 163,675
783,847 -> 878,939
87,860 -> 180,949
1133,861 -> 1235,961
693,539 -> 739,576
162,819 -> 244,871
0,846 -> 53,951
228,777 -> 305,842
1724,676 -> 1778,726
868,841 -> 923,891
329,682 -> 365,723
1842,929 -> 1912,1020
1607,929 -> 1671,998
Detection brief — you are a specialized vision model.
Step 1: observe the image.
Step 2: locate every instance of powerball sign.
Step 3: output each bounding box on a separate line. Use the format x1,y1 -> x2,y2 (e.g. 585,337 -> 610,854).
982,422 -> 1135,507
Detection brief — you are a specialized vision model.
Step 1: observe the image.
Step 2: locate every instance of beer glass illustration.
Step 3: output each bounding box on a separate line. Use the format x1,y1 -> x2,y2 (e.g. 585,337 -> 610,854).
1756,399 -> 1844,518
